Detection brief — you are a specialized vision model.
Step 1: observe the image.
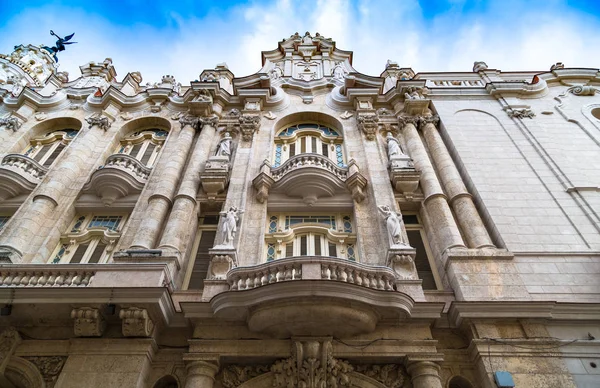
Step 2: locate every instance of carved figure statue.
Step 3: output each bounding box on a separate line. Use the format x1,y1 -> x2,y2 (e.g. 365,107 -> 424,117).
42,30 -> 77,61
220,206 -> 242,247
404,88 -> 423,100
270,65 -> 283,80
332,63 -> 347,80
216,132 -> 232,158
386,133 -> 403,158
378,205 -> 407,247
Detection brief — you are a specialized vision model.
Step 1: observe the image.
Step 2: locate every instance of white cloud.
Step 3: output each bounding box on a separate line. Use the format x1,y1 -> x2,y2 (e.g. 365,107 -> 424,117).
1,0 -> 599,84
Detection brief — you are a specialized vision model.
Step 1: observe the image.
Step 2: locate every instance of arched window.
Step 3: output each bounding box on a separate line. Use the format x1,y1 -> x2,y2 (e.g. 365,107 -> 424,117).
117,129 -> 167,167
273,123 -> 344,167
265,214 -> 356,261
50,214 -> 128,264
23,129 -> 78,167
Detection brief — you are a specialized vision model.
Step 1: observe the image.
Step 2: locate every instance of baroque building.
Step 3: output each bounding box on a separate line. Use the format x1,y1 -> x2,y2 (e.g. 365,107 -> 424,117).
0,32 -> 599,388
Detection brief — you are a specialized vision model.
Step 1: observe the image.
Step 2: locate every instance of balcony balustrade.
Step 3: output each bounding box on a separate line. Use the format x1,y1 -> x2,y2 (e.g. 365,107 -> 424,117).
0,154 -> 48,200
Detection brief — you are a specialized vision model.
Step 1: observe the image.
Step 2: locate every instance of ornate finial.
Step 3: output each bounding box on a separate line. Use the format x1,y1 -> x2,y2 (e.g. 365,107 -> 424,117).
41,31 -> 77,62
473,61 -> 488,72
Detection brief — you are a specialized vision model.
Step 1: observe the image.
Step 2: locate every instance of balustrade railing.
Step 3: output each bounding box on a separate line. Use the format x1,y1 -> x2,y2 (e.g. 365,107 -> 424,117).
101,154 -> 151,180
270,154 -> 348,181
0,154 -> 48,180
227,256 -> 396,292
0,268 -> 95,287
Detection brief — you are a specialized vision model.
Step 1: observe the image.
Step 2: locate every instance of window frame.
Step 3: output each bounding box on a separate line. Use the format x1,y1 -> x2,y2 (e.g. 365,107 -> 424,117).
23,129 -> 78,167
49,213 -> 128,264
183,215 -> 219,290
272,123 -> 345,168
118,129 -> 167,168
402,212 -> 442,290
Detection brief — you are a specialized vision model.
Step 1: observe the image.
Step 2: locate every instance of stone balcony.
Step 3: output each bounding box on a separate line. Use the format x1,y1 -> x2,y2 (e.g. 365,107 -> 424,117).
82,153 -> 151,205
204,256 -> 440,338
0,154 -> 48,200
252,154 -> 367,205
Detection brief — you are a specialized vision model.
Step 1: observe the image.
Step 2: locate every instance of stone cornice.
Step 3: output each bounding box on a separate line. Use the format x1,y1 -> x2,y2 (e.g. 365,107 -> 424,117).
448,301 -> 600,326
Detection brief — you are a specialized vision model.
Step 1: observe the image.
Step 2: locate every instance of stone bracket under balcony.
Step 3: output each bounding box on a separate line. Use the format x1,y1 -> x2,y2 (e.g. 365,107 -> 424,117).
389,154 -> 421,199
208,256 -> 440,338
0,154 -> 48,200
252,155 -> 368,205
200,155 -> 230,203
82,154 -> 151,206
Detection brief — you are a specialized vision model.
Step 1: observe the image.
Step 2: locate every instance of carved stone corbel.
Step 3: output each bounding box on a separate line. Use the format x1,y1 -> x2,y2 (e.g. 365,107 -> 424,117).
200,155 -> 230,203
386,248 -> 418,281
119,307 -> 155,337
252,160 -> 275,203
345,159 -> 367,203
85,114 -> 111,131
71,307 -> 106,337
207,248 -> 238,280
239,114 -> 261,141
356,113 -> 379,140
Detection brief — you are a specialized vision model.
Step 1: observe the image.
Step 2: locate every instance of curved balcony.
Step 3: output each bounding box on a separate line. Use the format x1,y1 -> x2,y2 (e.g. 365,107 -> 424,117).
0,154 -> 48,200
210,256 -> 420,338
82,154 -> 151,205
253,155 -> 367,204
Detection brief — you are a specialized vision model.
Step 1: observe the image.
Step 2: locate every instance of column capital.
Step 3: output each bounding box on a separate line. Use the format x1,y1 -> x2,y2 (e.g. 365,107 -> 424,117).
418,115 -> 440,130
238,113 -> 261,141
405,360 -> 443,382
398,115 -> 419,127
184,359 -> 220,378
199,115 -> 220,128
357,112 -> 380,140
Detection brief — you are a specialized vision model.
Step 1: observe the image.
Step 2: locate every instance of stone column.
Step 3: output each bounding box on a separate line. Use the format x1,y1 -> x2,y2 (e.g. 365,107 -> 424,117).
157,116 -> 218,257
401,116 -> 465,251
185,360 -> 219,388
129,117 -> 198,250
406,361 -> 444,388
420,116 -> 494,249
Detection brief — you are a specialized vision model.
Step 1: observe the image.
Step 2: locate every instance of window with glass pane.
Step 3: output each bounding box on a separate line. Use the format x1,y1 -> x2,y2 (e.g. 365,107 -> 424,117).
118,128 -> 166,167
25,129 -> 76,167
273,123 -> 344,167
402,213 -> 439,290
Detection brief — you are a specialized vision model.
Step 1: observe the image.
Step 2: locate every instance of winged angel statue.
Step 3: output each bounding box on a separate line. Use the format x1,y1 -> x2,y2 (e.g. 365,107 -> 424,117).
42,30 -> 77,61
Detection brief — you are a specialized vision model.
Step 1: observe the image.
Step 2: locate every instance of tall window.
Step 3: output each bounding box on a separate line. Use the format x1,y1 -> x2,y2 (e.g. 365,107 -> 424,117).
272,123 -> 344,167
50,214 -> 127,264
23,129 -> 78,167
184,215 -> 219,289
117,128 -> 167,167
402,213 -> 440,290
265,213 -> 356,261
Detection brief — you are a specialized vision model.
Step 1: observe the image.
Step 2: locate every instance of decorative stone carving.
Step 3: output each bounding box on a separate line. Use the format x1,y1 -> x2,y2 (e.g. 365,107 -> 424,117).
227,108 -> 241,117
402,89 -> 430,115
23,356 -> 67,388
215,132 -> 232,159
179,115 -> 200,129
238,114 -> 260,141
302,96 -> 314,104
404,87 -> 425,100
56,71 -> 69,83
331,61 -> 348,80
550,62 -> 565,71
170,112 -> 184,121
385,132 -> 420,198
507,108 -> 535,119
272,340 -> 353,388
387,250 -> 418,280
418,114 -> 440,129
0,116 -> 21,132
0,327 -> 21,372
473,61 -> 488,72
222,365 -> 270,388
264,111 -> 277,120
119,307 -> 155,337
85,114 -> 111,131
339,111 -> 353,120
569,85 -> 597,96
353,364 -> 408,388
207,249 -> 238,280
71,307 -> 106,337
357,113 -> 379,140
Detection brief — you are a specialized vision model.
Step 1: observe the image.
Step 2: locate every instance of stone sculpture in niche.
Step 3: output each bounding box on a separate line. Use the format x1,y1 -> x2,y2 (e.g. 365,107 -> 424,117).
386,132 -> 404,158
220,206 -> 242,247
378,205 -> 408,247
216,132 -> 232,159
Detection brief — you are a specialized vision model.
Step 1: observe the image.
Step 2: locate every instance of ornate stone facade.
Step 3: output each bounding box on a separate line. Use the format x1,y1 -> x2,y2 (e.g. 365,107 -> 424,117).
0,32 -> 599,388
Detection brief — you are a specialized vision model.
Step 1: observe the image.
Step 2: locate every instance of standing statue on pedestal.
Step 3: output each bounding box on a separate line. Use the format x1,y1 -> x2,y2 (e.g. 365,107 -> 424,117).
386,132 -> 404,158
215,132 -> 232,159
219,206 -> 242,247
378,205 -> 408,247
42,30 -> 77,61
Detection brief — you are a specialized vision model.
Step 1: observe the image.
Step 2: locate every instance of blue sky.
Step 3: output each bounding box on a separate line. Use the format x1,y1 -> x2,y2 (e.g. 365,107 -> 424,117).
1,0 -> 599,84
